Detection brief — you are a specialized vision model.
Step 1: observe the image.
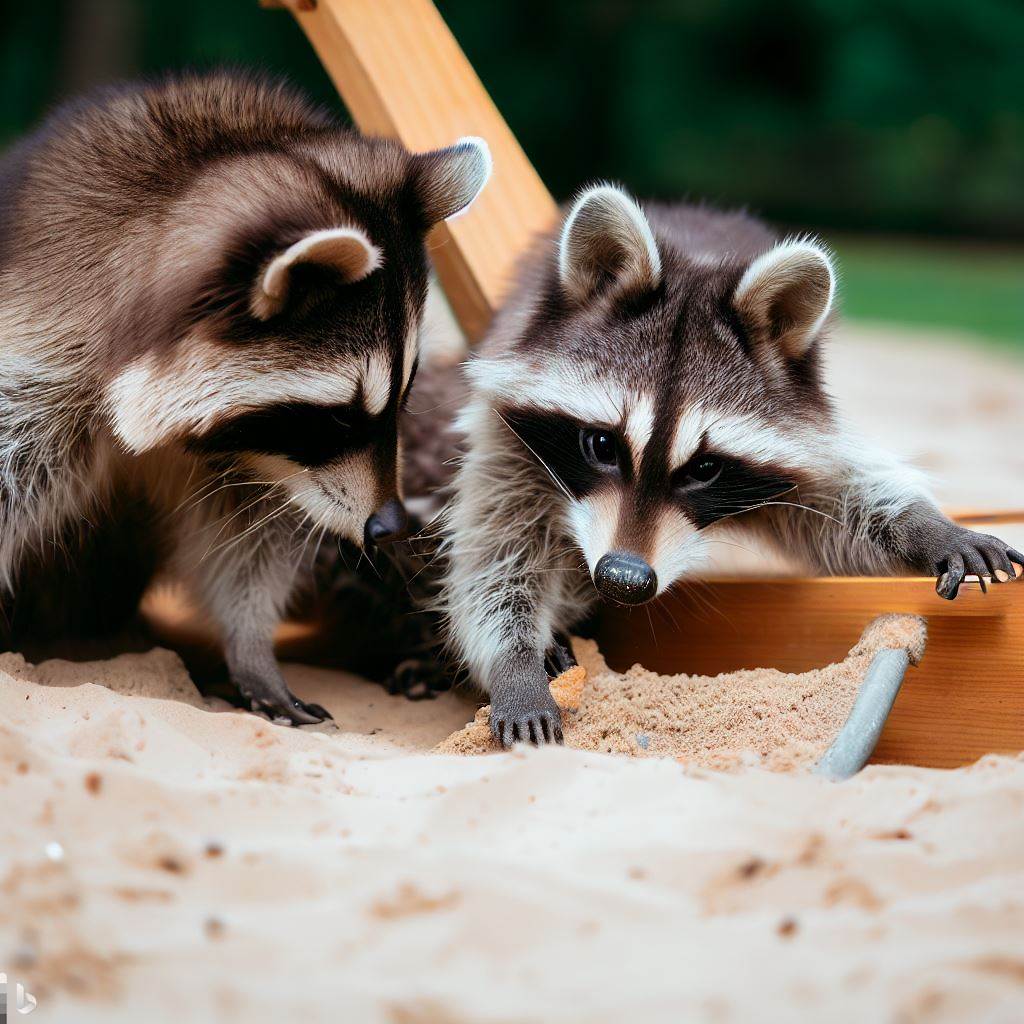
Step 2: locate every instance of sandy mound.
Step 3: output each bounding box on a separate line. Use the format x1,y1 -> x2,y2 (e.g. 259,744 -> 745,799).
437,615 -> 927,769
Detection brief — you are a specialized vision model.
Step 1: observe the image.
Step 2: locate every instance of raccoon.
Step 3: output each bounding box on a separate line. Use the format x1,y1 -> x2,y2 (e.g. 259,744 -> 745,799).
442,183 -> 1022,746
0,70 -> 490,723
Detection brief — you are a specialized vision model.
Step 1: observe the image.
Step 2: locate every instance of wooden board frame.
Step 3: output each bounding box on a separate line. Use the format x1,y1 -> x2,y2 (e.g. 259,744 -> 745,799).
595,575 -> 1023,769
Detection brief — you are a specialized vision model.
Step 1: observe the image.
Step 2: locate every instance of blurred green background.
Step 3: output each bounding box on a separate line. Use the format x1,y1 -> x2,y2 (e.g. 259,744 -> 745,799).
2,0 -> 1022,348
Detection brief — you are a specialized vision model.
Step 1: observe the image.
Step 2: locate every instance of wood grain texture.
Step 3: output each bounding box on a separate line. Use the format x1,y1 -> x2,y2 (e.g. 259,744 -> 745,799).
264,0 -> 558,340
594,577 -> 1024,769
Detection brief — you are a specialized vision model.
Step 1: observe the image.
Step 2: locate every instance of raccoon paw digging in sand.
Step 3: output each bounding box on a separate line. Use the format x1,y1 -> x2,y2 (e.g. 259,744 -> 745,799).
931,528 -> 1022,600
487,664 -> 585,745
483,636 -> 579,746
490,677 -> 564,748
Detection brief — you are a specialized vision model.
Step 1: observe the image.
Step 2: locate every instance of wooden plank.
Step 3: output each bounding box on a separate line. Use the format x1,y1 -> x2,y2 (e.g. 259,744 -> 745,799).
948,508 -> 1024,526
594,577 -> 1024,769
263,0 -> 558,340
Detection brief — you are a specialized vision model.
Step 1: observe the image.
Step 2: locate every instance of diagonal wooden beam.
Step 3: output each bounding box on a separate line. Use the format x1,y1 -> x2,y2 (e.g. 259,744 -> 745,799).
262,0 -> 558,341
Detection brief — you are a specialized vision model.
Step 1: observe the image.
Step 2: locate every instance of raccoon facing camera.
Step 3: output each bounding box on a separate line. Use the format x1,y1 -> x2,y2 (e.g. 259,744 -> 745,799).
0,70 -> 490,724
441,184 -> 1022,747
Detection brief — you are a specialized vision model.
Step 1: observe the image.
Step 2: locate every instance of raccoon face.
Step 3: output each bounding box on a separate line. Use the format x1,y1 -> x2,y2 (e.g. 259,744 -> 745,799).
471,184 -> 836,604
106,136 -> 490,546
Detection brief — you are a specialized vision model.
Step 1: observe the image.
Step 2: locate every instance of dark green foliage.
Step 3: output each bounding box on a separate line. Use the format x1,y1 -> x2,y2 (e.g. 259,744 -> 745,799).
3,0 -> 1021,237
441,0 -> 1024,239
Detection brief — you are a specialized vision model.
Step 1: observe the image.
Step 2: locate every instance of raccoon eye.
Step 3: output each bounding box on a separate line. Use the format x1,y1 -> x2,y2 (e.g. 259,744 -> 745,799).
580,428 -> 618,468
679,455 -> 723,486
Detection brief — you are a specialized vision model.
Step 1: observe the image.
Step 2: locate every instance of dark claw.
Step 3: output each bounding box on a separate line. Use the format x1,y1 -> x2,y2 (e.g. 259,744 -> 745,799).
300,701 -> 332,720
253,699 -> 327,726
240,683 -> 332,726
276,697 -> 331,726
490,708 -> 565,748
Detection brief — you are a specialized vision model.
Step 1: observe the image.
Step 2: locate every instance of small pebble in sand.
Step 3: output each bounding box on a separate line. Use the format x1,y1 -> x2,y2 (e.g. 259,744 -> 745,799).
45,841 -> 64,862
158,855 -> 186,874
204,841 -> 225,859
204,916 -> 226,940
84,772 -> 102,795
777,916 -> 799,939
737,857 -> 767,880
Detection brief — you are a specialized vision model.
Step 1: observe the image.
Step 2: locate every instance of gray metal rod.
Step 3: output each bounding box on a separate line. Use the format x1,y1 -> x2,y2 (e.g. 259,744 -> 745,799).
815,647 -> 911,781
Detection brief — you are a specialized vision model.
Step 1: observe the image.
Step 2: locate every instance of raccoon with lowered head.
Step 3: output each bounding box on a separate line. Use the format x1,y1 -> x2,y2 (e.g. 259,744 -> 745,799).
0,71 -> 489,723
443,184 -> 1022,746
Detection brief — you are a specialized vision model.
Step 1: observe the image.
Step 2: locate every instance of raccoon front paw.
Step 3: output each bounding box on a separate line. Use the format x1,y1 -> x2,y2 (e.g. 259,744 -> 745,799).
385,658 -> 453,701
933,529 -> 1023,600
490,687 -> 564,748
234,673 -> 333,726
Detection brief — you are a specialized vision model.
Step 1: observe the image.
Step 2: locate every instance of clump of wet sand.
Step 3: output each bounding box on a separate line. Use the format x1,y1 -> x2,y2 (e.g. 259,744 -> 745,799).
436,614 -> 927,770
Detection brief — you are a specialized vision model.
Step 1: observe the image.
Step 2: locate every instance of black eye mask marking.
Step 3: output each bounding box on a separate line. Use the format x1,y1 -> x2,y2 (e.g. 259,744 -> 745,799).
501,410 -> 633,499
500,409 -> 793,530
188,399 -> 396,468
671,454 -> 794,529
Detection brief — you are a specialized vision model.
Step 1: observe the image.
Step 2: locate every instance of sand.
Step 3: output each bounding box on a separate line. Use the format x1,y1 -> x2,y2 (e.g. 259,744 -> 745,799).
1,324 -> 1023,1022
436,615 -> 927,769
1,645 -> 1023,1023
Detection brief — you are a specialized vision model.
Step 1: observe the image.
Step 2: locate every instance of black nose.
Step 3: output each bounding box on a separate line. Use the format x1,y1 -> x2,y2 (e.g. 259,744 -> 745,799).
363,499 -> 408,547
593,551 -> 658,605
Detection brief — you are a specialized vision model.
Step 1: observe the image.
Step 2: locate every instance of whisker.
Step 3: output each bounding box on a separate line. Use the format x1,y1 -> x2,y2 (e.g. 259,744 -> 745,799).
493,410 -> 575,502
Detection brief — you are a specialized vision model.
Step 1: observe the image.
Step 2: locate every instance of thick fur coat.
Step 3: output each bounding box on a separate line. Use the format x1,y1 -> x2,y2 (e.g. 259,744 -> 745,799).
441,184 -> 1022,745
0,70 -> 489,722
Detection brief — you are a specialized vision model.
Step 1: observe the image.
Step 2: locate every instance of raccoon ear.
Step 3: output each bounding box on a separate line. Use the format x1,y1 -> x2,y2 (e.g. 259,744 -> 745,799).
409,136 -> 492,226
253,226 -> 382,319
733,240 -> 835,359
558,184 -> 661,302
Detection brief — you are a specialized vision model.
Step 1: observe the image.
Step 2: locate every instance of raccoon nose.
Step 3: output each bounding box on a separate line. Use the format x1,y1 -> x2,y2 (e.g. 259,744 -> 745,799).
593,552 -> 658,605
364,499 -> 408,547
